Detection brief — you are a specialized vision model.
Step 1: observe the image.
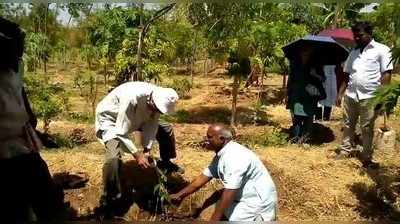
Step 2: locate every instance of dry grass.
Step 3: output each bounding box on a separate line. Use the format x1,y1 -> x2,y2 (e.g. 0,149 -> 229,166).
38,67 -> 400,221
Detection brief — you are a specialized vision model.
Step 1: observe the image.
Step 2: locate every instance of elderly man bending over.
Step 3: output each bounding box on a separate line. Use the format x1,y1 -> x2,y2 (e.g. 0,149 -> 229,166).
95,81 -> 181,218
171,124 -> 277,221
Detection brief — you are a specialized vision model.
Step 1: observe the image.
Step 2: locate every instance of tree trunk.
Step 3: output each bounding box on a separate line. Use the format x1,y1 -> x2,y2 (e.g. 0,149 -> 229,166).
191,34 -> 197,85
231,74 -> 241,127
91,75 -> 98,116
190,58 -> 194,85
104,62 -> 107,89
135,3 -> 144,81
258,68 -> 265,103
204,58 -> 208,76
136,29 -> 143,81
282,73 -> 287,89
44,119 -> 50,134
383,112 -> 388,131
43,3 -> 49,77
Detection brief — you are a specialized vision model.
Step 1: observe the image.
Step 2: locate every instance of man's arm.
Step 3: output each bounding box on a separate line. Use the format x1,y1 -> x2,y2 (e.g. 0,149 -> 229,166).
336,72 -> 349,106
141,117 -> 159,151
170,174 -> 211,203
209,189 -> 237,221
114,100 -> 151,169
380,71 -> 392,86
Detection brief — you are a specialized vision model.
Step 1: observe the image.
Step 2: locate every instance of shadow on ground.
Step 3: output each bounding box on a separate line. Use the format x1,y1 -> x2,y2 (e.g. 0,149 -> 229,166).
281,122 -> 336,145
349,165 -> 400,220
107,161 -> 189,219
166,106 -> 280,127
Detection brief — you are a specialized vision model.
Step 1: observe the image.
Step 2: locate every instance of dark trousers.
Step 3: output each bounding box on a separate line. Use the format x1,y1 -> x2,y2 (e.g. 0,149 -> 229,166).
101,122 -> 176,210
0,153 -> 64,223
315,106 -> 332,121
156,122 -> 177,161
291,115 -> 313,141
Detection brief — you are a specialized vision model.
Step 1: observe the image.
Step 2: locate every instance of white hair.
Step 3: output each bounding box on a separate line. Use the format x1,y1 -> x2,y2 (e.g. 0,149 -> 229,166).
219,128 -> 233,140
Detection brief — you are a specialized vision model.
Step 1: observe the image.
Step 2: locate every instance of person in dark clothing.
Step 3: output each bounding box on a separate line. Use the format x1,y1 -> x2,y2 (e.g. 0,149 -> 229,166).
0,17 -> 64,223
286,46 -> 326,143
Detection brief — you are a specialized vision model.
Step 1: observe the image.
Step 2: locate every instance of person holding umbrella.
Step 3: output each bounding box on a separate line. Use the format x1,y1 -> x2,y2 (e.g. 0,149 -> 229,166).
285,46 -> 326,143
283,35 -> 349,143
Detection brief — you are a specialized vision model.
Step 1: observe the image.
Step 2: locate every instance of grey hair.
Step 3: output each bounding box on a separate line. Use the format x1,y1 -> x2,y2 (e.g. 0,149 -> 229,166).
219,128 -> 233,140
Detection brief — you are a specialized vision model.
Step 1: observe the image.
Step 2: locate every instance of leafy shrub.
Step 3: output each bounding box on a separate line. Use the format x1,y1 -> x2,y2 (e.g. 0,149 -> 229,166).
166,78 -> 192,99
51,133 -> 74,149
160,109 -> 190,123
69,128 -> 88,146
24,74 -> 64,133
67,112 -> 94,123
238,128 -> 288,148
50,128 -> 88,149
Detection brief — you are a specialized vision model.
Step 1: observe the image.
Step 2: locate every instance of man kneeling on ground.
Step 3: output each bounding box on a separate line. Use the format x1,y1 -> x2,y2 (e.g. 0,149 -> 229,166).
171,124 -> 277,221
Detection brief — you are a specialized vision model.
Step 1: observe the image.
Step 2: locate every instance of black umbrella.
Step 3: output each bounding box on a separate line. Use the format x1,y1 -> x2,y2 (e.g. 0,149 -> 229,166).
282,35 -> 349,65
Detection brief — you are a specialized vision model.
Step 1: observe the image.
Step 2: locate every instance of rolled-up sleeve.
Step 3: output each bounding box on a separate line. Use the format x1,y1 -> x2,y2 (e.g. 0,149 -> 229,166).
379,47 -> 393,73
141,115 -> 160,149
114,100 -> 139,155
343,52 -> 354,74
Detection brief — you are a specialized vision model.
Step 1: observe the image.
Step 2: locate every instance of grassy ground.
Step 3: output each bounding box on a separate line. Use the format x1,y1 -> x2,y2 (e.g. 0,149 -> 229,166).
38,63 -> 400,221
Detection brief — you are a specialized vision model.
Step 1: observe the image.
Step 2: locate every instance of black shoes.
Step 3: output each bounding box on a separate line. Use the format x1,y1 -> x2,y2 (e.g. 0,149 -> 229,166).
361,160 -> 380,170
156,160 -> 185,174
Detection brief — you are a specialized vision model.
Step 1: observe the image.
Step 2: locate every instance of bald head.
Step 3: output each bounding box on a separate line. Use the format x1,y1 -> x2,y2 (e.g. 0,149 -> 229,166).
208,124 -> 233,140
205,124 -> 233,152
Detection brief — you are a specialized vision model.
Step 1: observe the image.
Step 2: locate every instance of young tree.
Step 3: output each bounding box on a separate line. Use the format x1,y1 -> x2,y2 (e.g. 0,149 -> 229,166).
227,42 -> 252,126
135,3 -> 176,81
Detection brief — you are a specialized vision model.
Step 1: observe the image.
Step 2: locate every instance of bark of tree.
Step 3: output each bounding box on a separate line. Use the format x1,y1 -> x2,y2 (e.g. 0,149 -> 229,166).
231,74 -> 241,126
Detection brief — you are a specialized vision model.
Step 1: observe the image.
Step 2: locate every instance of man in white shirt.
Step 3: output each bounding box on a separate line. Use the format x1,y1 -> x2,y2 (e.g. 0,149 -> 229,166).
170,124 -> 277,221
95,82 -> 179,218
336,21 -> 393,169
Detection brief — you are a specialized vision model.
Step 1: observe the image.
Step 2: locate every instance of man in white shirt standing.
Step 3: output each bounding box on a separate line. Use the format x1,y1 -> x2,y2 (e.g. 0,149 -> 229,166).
170,124 -> 277,221
94,82 -> 179,218
336,21 -> 393,169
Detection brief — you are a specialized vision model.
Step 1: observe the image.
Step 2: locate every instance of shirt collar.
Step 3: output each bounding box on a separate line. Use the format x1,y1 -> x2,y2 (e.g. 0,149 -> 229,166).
216,140 -> 234,157
356,39 -> 376,51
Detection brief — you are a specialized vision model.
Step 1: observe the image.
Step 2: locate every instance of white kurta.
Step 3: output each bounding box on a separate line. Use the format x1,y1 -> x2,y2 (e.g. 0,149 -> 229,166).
319,65 -> 337,107
203,141 -> 277,221
95,82 -> 160,155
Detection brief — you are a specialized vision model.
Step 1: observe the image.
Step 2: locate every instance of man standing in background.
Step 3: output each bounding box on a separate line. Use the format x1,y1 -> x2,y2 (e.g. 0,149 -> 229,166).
336,21 -> 393,169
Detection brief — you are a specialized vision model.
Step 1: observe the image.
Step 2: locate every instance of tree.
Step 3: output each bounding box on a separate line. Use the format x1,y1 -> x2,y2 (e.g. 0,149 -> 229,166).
84,7 -> 142,87
187,2 -> 259,126
227,42 -> 252,126
24,32 -> 51,72
24,74 -> 64,134
313,3 -> 366,29
250,21 -> 308,90
135,3 -> 176,81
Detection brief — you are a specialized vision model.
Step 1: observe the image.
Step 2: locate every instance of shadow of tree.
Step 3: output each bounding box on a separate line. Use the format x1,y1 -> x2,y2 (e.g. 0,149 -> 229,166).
165,106 -> 280,127
349,166 -> 400,220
